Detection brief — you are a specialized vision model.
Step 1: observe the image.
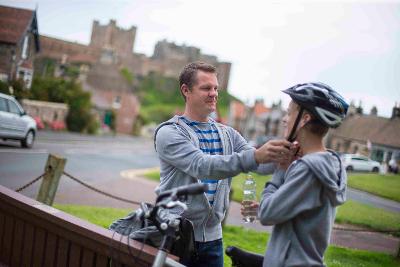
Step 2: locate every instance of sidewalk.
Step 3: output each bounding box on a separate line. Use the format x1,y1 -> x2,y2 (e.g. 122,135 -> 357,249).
54,168 -> 400,256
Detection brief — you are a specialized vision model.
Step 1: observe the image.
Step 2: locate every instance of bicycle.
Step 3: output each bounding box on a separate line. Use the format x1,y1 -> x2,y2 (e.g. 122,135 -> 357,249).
134,183 -> 208,267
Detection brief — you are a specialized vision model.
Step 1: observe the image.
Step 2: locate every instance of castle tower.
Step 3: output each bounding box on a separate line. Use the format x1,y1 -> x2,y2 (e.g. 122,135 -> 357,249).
90,19 -> 136,56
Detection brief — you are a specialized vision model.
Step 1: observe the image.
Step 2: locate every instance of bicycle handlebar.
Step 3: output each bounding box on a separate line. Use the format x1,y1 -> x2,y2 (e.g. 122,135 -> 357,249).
156,183 -> 208,203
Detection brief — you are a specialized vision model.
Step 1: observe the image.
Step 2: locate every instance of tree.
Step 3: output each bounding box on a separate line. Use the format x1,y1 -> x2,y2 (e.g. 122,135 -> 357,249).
30,77 -> 96,133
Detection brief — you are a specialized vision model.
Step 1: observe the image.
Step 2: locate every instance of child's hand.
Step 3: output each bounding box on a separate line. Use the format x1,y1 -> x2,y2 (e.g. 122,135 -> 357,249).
241,200 -> 259,218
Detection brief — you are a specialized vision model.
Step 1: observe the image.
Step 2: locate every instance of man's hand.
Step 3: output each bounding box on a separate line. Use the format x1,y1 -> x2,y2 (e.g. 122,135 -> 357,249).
278,141 -> 302,170
254,139 -> 298,164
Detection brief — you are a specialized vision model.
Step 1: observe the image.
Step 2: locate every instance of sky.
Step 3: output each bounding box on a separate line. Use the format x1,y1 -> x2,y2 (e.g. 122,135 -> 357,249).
3,0 -> 400,117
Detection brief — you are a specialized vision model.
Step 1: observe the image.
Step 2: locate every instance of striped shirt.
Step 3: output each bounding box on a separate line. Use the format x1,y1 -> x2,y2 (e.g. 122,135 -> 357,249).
181,116 -> 222,206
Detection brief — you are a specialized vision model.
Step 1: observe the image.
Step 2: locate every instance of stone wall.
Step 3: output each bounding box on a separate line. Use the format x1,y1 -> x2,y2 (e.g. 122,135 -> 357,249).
21,99 -> 68,124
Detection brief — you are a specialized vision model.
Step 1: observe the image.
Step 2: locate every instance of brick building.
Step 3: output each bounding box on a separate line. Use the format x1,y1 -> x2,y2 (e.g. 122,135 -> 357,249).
0,5 -> 40,88
327,104 -> 400,163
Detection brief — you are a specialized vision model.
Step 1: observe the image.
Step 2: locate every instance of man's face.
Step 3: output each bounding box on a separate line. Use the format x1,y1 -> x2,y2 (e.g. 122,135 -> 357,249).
183,70 -> 219,117
282,101 -> 299,139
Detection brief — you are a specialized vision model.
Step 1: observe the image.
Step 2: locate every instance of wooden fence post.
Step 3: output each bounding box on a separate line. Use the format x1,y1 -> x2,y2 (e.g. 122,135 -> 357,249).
36,154 -> 67,206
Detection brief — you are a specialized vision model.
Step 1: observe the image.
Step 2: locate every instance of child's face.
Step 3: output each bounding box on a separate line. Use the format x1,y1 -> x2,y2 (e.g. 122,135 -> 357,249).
282,101 -> 299,139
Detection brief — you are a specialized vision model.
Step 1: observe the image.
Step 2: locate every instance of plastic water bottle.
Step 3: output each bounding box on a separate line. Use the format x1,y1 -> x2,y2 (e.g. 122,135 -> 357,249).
242,173 -> 256,223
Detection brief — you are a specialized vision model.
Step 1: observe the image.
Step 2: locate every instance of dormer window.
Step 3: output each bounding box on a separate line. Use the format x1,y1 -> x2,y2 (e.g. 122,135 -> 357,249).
21,35 -> 29,59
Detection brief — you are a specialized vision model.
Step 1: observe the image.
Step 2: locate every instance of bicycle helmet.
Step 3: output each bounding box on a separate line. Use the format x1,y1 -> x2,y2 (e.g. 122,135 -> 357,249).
283,82 -> 348,128
283,82 -> 348,142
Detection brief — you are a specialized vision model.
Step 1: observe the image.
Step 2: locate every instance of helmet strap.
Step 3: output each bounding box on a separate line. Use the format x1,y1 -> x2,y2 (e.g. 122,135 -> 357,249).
287,107 -> 304,142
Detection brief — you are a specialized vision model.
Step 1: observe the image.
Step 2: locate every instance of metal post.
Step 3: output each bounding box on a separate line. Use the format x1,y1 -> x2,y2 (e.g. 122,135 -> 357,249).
36,154 -> 66,206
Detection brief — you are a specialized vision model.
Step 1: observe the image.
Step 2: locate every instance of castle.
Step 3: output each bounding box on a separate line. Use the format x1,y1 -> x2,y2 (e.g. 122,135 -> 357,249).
36,19 -> 231,133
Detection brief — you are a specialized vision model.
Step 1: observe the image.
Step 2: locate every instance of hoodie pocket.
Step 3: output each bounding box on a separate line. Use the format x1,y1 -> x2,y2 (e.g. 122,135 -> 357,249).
213,181 -> 229,221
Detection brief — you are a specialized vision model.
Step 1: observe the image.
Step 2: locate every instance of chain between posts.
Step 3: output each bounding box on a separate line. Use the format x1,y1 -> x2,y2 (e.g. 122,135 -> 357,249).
62,171 -> 141,205
15,173 -> 46,192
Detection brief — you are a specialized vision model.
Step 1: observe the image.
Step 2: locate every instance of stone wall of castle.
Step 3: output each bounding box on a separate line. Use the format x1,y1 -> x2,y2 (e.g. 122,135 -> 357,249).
90,20 -> 136,57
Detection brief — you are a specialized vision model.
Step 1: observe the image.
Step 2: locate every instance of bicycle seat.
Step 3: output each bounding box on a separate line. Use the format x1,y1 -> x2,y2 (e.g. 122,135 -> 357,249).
225,246 -> 264,267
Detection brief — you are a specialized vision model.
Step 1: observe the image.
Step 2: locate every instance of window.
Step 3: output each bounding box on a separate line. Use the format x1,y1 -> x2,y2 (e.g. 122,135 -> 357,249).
22,35 -> 29,59
16,67 -> 33,89
0,73 -> 8,82
112,96 -> 121,109
352,157 -> 368,162
0,98 -> 7,112
7,100 -> 21,115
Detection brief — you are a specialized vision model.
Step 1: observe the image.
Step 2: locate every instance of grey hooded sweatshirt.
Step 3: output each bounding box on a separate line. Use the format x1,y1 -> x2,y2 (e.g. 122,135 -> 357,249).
258,151 -> 346,267
154,115 -> 259,242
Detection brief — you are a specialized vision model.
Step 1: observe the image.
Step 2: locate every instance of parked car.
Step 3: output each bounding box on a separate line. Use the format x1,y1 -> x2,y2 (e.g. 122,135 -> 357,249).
341,154 -> 380,172
0,93 -> 37,148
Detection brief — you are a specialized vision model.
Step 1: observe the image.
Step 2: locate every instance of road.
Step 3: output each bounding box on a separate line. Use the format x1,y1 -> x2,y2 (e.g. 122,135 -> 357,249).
1,131 -> 399,214
0,131 -> 159,199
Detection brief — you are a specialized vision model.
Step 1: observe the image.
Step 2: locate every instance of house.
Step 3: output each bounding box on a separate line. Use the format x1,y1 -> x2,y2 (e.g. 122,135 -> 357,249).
228,99 -> 285,145
327,104 -> 400,163
0,5 -> 40,88
83,63 -> 139,134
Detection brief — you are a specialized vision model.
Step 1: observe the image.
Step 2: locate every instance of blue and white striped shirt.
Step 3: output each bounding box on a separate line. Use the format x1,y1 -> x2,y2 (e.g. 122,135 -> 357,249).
181,116 -> 222,206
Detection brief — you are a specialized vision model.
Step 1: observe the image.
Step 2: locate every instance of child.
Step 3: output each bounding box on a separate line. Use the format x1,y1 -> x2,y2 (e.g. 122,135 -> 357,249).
258,82 -> 349,267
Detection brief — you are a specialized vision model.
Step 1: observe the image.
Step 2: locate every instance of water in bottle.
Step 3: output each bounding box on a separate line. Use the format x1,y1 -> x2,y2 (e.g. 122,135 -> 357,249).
242,173 -> 256,223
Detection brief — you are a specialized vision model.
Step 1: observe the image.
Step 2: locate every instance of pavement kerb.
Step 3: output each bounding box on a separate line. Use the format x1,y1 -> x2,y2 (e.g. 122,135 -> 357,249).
120,167 -> 160,183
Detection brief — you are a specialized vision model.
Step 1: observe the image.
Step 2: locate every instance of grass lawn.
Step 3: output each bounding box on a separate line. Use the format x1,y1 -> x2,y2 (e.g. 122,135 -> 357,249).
347,173 -> 400,202
144,171 -> 400,203
143,171 -> 400,233
335,200 -> 400,234
143,171 -> 161,182
54,204 -> 400,267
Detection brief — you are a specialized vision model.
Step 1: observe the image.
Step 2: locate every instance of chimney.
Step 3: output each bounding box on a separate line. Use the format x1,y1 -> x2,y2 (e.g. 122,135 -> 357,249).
391,102 -> 400,119
370,106 -> 378,116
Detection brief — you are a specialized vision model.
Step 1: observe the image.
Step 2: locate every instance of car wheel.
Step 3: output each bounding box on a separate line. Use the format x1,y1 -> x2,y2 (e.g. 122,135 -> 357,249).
346,166 -> 353,172
372,167 -> 379,173
21,130 -> 35,148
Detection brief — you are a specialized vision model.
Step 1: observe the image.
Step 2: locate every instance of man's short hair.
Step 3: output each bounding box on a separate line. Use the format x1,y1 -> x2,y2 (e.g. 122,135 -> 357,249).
179,61 -> 217,89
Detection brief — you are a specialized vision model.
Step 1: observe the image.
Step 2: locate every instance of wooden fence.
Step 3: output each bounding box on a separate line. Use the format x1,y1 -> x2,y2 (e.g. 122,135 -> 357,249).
0,185 -> 176,267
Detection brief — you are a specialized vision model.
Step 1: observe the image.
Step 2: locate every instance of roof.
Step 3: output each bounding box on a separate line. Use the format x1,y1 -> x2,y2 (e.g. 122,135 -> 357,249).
0,6 -> 38,47
231,100 -> 247,119
68,53 -> 97,64
330,114 -> 400,148
254,101 -> 270,116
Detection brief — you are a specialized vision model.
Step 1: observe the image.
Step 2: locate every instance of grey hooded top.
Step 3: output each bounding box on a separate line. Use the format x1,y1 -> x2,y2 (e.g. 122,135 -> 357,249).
258,151 -> 347,267
154,115 -> 259,242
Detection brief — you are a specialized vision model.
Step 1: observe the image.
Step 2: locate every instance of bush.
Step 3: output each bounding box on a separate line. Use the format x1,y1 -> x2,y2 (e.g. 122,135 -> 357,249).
30,76 -> 96,133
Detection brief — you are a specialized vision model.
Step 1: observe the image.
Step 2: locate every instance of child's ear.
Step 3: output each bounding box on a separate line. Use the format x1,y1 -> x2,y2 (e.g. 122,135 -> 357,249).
301,113 -> 312,127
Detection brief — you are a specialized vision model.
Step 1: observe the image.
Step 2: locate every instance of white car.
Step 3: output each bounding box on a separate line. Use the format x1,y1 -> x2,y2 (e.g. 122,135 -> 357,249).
341,154 -> 380,172
0,92 -> 37,148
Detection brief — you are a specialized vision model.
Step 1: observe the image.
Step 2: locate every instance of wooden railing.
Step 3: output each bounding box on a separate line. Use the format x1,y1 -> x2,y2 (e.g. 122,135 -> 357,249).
0,185 -> 175,267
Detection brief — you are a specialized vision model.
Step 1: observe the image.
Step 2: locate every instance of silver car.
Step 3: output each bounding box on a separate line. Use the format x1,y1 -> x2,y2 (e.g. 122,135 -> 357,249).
0,93 -> 37,148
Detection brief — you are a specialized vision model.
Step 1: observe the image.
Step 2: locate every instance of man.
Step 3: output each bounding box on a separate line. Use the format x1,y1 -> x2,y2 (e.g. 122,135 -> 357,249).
154,62 -> 295,267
